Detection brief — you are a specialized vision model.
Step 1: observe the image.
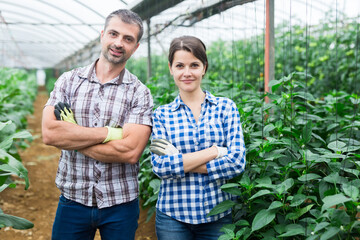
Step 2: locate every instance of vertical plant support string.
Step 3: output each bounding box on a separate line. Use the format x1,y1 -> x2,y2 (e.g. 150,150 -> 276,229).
304,0 -> 312,234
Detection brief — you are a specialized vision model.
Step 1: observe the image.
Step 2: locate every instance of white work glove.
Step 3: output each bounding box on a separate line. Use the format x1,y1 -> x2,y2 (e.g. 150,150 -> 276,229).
103,126 -> 123,143
150,139 -> 179,156
214,145 -> 227,158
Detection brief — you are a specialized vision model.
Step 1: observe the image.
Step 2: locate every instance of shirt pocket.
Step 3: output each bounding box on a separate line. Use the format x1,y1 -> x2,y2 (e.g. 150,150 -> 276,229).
103,97 -> 131,127
205,119 -> 225,145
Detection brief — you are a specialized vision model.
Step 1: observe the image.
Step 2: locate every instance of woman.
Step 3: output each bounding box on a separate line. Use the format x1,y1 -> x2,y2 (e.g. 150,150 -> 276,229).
150,35 -> 246,240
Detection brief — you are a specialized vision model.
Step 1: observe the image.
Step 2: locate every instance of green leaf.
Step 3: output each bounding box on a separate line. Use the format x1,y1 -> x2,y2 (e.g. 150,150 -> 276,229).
0,213 -> 34,230
0,120 -> 12,131
322,153 -> 346,159
290,194 -> 307,207
239,174 -> 250,186
298,173 -> 321,182
221,183 -> 239,189
220,224 -> 236,237
149,178 -> 161,193
251,209 -> 276,232
263,124 -> 275,135
342,184 -> 359,200
302,121 -> 312,144
255,177 -> 273,188
268,201 -> 283,210
277,224 -> 305,237
321,193 -> 352,212
327,141 -> 346,152
319,227 -> 340,240
0,149 -> 29,189
293,91 -> 315,101
249,189 -> 272,200
286,204 -> 314,220
207,200 -> 235,217
234,219 -> 250,227
0,130 -> 32,150
275,178 -> 294,195
314,222 -> 330,233
0,182 -> 16,192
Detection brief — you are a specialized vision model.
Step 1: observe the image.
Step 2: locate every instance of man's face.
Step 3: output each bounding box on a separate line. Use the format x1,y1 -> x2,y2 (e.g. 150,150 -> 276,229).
100,16 -> 140,65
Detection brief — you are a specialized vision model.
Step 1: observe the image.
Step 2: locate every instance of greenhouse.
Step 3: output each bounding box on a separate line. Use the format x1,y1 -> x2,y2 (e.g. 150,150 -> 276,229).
0,0 -> 359,239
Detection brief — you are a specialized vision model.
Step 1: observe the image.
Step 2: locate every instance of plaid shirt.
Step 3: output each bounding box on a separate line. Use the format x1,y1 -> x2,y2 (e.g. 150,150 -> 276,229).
46,60 -> 153,209
151,91 -> 246,224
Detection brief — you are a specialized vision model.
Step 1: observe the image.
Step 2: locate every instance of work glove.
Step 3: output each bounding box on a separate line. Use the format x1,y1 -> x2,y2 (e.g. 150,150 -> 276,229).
103,126 -> 123,143
213,145 -> 227,159
54,102 -> 77,124
149,139 -> 179,156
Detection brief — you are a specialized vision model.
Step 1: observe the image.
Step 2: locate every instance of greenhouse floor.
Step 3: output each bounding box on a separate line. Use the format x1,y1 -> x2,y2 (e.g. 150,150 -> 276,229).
0,90 -> 156,240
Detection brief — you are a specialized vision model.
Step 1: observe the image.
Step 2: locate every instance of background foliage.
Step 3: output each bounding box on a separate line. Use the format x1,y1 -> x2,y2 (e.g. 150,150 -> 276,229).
41,14 -> 360,238
127,16 -> 360,239
0,68 -> 37,230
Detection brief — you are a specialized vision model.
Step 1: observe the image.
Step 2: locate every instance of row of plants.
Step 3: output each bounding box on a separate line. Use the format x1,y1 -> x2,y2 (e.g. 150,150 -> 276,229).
138,69 -> 360,239
0,68 -> 37,230
209,72 -> 360,239
129,15 -> 360,239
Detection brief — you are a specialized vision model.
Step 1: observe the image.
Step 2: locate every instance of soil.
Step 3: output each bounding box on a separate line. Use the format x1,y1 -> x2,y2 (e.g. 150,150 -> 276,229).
0,89 -> 156,240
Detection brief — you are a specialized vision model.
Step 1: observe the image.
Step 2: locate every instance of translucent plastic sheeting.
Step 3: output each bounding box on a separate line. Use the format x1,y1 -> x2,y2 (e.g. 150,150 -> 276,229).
0,0 -> 128,69
0,0 -> 359,69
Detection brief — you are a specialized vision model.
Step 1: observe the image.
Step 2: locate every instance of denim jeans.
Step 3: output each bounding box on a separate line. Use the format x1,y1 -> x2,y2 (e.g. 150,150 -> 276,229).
155,210 -> 232,240
52,195 -> 139,240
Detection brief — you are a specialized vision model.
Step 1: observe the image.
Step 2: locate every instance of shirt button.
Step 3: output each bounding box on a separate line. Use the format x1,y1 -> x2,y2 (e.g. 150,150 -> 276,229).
204,202 -> 209,206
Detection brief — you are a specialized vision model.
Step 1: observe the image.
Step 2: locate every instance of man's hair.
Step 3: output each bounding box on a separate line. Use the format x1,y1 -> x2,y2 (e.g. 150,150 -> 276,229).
104,9 -> 143,42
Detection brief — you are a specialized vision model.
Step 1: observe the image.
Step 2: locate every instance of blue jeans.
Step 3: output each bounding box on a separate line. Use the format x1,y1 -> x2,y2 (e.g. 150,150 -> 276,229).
155,210 -> 232,240
52,195 -> 139,240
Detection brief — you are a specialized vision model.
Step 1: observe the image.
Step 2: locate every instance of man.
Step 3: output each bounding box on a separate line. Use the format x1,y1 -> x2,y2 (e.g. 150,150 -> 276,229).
42,9 -> 153,240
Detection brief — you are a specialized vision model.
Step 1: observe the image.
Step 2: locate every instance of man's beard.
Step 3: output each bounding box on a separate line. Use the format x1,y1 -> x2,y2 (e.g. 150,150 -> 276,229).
102,45 -> 129,65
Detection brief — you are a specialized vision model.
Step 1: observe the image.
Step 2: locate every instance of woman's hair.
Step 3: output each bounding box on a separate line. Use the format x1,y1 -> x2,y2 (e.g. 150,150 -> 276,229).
104,9 -> 144,42
168,36 -> 208,74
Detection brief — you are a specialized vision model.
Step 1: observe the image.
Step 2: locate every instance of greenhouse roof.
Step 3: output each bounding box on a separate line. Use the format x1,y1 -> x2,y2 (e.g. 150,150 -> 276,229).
0,0 -> 359,69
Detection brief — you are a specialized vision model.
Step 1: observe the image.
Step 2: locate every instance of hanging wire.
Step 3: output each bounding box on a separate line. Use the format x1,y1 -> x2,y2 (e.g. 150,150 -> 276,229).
258,0 -> 265,141
230,5 -> 236,99
243,7 -> 247,91
342,0 -> 360,202
335,0 -> 339,143
304,0 -> 313,234
289,0 -> 293,157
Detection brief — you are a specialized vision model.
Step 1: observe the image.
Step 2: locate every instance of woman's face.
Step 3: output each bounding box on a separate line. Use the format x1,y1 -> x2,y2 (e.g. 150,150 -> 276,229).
169,50 -> 206,94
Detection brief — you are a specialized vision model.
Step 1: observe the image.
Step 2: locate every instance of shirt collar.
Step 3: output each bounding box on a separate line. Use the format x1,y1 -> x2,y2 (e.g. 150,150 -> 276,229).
171,90 -> 218,111
77,59 -> 128,85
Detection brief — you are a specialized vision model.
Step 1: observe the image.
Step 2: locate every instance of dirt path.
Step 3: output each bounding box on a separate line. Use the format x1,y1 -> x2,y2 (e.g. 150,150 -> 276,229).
0,90 -> 156,240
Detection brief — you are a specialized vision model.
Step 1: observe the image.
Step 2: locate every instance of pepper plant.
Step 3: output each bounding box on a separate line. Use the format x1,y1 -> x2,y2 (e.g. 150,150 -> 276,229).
209,72 -> 360,240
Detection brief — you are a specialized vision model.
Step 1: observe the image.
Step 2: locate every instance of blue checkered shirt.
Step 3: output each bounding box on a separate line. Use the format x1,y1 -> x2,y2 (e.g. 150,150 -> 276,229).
151,91 -> 246,224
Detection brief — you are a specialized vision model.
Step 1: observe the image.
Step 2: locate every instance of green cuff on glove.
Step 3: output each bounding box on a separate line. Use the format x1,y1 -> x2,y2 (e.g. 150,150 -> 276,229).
103,126 -> 123,143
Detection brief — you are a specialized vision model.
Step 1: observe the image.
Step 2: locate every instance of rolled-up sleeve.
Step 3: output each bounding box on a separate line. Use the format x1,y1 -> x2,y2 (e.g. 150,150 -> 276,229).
151,109 -> 186,179
206,101 -> 246,180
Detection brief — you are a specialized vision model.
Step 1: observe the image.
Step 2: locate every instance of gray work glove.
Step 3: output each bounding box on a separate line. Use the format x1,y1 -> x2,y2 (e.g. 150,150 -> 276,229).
150,139 -> 179,156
